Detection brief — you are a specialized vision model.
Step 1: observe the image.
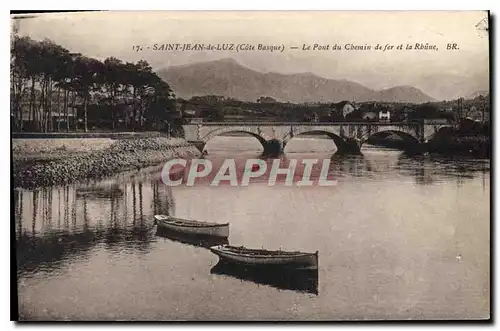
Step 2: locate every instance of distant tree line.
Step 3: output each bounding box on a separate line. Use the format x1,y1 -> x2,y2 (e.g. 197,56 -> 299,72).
180,95 -> 335,122
179,95 -> 480,123
11,36 -> 178,132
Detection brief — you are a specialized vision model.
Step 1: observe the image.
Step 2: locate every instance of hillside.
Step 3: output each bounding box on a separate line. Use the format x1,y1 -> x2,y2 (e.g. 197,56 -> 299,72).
467,90 -> 489,99
157,58 -> 435,104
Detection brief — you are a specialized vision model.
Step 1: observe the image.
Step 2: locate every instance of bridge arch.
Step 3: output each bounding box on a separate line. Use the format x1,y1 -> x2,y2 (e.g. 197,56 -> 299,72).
201,127 -> 270,152
283,130 -> 351,154
424,125 -> 454,142
362,130 -> 420,151
365,130 -> 420,143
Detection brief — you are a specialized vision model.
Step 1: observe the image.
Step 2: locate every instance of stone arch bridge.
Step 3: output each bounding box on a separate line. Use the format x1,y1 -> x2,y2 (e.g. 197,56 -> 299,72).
182,121 -> 451,155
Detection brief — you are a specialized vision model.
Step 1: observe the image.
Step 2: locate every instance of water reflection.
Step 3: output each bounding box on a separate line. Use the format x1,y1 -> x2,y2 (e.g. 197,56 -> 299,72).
15,176 -> 175,277
326,149 -> 489,187
155,226 -> 229,249
15,141 -> 490,320
16,225 -> 103,277
76,185 -> 124,199
394,154 -> 489,186
166,145 -> 489,189
210,262 -> 319,295
15,149 -> 489,279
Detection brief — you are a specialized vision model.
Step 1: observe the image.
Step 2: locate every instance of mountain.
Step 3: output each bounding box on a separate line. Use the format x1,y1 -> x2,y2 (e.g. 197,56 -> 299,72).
409,71 -> 489,101
467,90 -> 489,99
374,86 -> 436,103
157,58 -> 435,104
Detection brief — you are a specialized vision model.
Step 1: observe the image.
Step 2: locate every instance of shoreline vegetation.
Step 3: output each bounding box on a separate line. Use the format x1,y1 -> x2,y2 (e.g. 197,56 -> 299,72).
13,136 -> 200,189
426,136 -> 490,157
368,134 -> 490,158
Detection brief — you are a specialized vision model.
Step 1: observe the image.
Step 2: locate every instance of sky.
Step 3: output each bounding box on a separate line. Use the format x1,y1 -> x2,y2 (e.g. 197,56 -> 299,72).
13,11 -> 490,100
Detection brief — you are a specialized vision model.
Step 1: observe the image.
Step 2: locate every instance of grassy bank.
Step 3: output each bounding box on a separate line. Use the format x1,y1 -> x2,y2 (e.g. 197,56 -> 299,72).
13,137 -> 200,189
11,131 -> 165,139
13,138 -> 116,162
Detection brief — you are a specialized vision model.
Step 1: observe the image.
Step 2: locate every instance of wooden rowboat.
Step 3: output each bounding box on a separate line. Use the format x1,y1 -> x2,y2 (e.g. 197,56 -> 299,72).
209,245 -> 318,269
154,215 -> 229,238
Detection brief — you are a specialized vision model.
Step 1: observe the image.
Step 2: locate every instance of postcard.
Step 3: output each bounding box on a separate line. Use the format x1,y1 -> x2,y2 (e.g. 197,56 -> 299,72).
12,11 -> 490,321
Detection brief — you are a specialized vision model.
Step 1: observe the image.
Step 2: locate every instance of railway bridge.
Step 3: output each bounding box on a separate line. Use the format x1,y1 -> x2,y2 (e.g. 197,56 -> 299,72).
182,121 -> 451,155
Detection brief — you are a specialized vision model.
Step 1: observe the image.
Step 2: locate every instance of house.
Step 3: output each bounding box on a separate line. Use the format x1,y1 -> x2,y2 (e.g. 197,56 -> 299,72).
362,111 -> 378,121
379,110 -> 391,122
183,109 -> 197,117
312,112 -> 319,123
190,117 -> 204,124
401,106 -> 414,120
356,102 -> 382,121
257,96 -> 277,103
11,106 -> 78,131
423,118 -> 450,125
175,99 -> 187,112
331,101 -> 355,118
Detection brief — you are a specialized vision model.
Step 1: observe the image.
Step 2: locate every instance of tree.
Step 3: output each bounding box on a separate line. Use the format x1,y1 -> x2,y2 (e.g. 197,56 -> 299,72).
37,39 -> 72,132
72,56 -> 103,132
410,103 -> 440,120
10,37 -> 178,132
101,57 -> 125,129
132,60 -> 155,128
142,77 -> 177,129
10,36 -> 32,130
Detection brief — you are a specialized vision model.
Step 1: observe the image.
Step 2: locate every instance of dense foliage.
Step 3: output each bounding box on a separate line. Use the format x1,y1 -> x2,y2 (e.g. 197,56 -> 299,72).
11,36 -> 177,132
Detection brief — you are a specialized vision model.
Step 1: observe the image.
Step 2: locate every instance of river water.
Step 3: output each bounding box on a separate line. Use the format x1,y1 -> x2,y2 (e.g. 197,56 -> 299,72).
15,136 -> 490,320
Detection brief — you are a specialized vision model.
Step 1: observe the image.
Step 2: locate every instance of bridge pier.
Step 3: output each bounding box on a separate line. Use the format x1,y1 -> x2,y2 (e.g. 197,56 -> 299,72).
262,139 -> 285,157
189,141 -> 206,153
336,138 -> 362,155
405,142 -> 427,155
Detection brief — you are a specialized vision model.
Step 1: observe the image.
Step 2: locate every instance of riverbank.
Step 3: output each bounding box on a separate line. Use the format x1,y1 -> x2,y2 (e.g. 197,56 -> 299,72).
425,135 -> 490,158
368,132 -> 490,158
13,137 -> 201,189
